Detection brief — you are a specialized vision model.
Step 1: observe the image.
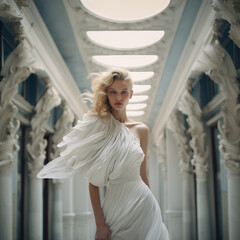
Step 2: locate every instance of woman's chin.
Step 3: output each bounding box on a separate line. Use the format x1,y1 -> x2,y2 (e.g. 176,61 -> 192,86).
112,105 -> 125,112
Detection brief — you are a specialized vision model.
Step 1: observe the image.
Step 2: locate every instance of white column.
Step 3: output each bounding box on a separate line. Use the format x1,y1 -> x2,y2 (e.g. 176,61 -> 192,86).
52,180 -> 63,240
50,101 -> 74,240
0,38 -> 38,240
27,80 -> 61,240
179,81 -> 211,240
156,131 -> 168,222
63,178 -> 75,240
195,32 -> 240,239
0,165 -> 13,240
165,128 -> 183,240
227,171 -> 240,240
28,176 -> 43,240
73,174 -> 94,240
148,150 -> 160,201
182,173 -> 195,240
168,110 -> 195,240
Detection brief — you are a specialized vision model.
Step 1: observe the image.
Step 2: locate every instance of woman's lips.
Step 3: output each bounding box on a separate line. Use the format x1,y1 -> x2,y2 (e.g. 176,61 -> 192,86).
115,103 -> 122,106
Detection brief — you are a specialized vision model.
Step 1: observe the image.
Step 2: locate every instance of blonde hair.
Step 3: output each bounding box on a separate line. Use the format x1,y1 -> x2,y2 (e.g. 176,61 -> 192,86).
86,68 -> 133,120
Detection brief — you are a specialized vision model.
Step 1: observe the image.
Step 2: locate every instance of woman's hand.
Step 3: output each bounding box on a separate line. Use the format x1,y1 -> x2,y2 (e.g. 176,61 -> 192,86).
95,223 -> 111,240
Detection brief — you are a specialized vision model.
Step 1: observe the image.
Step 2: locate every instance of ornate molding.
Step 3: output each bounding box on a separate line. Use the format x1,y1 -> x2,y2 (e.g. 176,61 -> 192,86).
14,0 -> 29,9
168,109 -> 193,178
27,80 -> 61,177
195,38 -> 240,175
6,21 -> 25,43
0,0 -> 22,22
156,130 -> 167,180
51,101 -> 74,160
212,0 -> 240,48
0,40 -> 37,168
178,81 -> 209,181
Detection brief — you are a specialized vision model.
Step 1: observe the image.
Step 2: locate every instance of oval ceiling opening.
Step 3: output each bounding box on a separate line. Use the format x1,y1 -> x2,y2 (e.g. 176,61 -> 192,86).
86,31 -> 164,50
81,0 -> 170,22
92,55 -> 158,69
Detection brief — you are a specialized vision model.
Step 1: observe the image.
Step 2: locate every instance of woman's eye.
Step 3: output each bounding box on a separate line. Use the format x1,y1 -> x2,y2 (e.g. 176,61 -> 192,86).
122,91 -> 127,94
110,91 -> 116,94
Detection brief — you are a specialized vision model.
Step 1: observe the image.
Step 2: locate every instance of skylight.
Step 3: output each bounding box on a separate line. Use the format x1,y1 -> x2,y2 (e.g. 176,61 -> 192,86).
127,104 -> 147,111
81,0 -> 170,22
129,95 -> 149,103
133,85 -> 151,94
126,111 -> 145,117
86,31 -> 164,50
130,72 -> 154,82
92,55 -> 158,69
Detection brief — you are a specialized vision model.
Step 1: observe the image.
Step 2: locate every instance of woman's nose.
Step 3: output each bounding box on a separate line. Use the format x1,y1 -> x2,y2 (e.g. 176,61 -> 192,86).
117,94 -> 122,101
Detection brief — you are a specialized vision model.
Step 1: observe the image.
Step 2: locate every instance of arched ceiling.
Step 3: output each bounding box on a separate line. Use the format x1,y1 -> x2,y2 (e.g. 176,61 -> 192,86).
33,0 -> 203,129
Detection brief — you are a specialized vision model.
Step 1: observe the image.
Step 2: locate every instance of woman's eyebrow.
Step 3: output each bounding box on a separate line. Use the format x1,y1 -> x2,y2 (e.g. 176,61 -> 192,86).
108,88 -> 128,90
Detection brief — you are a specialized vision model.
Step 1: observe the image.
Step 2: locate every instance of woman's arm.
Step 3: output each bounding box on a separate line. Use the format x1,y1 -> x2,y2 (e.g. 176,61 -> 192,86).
138,124 -> 150,188
89,183 -> 111,240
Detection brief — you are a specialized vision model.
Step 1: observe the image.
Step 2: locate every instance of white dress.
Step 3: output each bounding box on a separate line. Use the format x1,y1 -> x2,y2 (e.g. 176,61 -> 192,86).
37,113 -> 169,240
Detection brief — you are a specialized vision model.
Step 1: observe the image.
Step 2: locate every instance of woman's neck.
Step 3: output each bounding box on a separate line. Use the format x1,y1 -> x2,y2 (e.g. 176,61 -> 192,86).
111,110 -> 128,123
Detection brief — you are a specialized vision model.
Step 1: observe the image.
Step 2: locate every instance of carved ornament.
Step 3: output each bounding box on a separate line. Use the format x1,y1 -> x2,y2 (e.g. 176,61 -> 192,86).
0,40 -> 37,168
27,81 -> 61,177
178,83 -> 209,181
168,109 -> 193,178
51,101 -> 74,160
195,38 -> 240,175
0,0 -> 22,22
212,0 -> 240,48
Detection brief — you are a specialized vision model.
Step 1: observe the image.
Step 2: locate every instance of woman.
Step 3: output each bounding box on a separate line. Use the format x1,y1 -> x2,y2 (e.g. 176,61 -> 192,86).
38,69 -> 169,240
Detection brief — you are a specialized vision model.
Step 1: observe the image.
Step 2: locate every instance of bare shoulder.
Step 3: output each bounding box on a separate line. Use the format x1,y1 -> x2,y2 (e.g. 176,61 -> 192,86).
134,122 -> 149,150
128,121 -> 149,140
135,122 -> 149,135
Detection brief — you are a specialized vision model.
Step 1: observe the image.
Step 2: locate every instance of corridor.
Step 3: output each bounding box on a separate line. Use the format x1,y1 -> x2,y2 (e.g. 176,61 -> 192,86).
0,0 -> 239,239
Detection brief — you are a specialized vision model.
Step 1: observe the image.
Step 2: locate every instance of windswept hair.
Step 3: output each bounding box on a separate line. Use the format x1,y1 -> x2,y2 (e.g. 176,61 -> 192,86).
84,68 -> 133,120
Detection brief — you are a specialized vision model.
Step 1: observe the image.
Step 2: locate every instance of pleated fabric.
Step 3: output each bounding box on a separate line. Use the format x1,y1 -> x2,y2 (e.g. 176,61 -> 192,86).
37,113 -> 169,240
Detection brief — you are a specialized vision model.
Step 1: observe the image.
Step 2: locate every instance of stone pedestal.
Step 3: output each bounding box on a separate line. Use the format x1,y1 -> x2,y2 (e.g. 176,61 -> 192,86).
52,180 -> 63,240
28,177 -> 43,240
0,165 -> 13,240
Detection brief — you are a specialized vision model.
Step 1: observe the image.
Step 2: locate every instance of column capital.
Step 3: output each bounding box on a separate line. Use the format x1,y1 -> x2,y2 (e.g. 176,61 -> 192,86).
27,85 -> 61,177
212,0 -> 240,48
0,40 -> 38,168
51,101 -> 74,160
195,39 -> 240,176
0,138 -> 19,168
0,0 -> 22,22
168,109 -> 193,178
178,83 -> 209,180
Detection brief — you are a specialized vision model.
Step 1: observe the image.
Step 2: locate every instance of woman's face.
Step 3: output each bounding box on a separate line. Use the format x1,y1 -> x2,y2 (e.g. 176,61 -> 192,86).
107,80 -> 133,112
